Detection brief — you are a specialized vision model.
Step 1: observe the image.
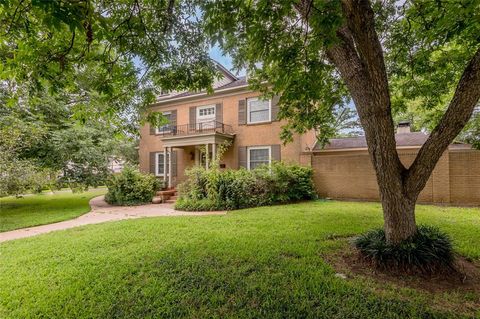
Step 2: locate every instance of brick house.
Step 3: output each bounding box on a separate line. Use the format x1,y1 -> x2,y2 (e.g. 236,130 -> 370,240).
139,63 -> 317,188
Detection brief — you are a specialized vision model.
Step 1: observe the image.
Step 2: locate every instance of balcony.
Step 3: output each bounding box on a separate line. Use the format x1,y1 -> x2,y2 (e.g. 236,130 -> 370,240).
158,120 -> 235,147
156,120 -> 234,137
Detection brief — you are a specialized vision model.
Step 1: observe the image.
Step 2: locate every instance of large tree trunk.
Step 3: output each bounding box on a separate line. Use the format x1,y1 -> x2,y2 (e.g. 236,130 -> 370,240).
380,185 -> 417,244
296,0 -> 480,245
324,0 -> 480,244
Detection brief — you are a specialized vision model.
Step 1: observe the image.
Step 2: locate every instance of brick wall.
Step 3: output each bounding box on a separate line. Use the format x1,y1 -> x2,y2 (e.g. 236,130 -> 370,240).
310,148 -> 480,206
449,150 -> 480,205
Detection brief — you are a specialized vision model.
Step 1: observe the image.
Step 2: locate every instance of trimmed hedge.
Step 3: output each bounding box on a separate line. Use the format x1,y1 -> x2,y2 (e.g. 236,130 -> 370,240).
175,162 -> 316,211
105,167 -> 160,206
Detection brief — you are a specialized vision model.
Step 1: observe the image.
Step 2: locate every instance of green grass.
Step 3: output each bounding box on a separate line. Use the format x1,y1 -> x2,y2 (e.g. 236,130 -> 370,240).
0,200 -> 479,318
0,189 -> 107,232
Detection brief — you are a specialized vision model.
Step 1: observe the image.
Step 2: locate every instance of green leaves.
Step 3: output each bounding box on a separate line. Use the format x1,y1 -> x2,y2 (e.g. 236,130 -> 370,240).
385,0 -> 480,145
1,0 -> 217,124
203,0 -> 349,143
203,0 -> 479,146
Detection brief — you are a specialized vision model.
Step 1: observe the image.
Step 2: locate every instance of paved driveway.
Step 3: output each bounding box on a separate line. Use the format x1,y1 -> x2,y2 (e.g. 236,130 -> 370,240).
0,196 -> 225,243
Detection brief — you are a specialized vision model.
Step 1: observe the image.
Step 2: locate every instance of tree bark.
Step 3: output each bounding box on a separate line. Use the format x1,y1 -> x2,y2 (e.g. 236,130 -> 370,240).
296,0 -> 480,244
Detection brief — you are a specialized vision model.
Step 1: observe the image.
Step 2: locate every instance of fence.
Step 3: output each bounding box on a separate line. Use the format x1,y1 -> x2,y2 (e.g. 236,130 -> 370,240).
310,148 -> 480,206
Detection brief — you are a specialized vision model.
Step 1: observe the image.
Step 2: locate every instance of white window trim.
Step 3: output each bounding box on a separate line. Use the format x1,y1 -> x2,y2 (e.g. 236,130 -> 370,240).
247,146 -> 271,170
155,152 -> 170,177
196,104 -> 216,120
155,111 -> 172,134
247,97 -> 271,124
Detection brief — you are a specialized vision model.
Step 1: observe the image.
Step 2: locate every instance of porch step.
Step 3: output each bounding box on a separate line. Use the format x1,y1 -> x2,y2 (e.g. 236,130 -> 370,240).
153,188 -> 177,204
156,189 -> 176,197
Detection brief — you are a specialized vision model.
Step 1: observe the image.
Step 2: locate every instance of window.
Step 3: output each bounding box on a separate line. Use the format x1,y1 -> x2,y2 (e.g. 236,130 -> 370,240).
247,146 -> 271,170
156,152 -> 170,176
197,105 -> 215,118
156,112 -> 172,134
247,98 -> 270,124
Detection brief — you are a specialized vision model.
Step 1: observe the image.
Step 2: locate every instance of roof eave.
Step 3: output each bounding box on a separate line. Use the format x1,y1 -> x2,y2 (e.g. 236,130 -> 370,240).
151,84 -> 250,106
311,145 -> 424,152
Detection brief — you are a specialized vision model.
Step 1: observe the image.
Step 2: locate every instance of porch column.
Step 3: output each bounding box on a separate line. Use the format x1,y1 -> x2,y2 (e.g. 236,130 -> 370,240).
168,147 -> 172,188
163,147 -> 167,185
194,147 -> 199,166
205,143 -> 209,169
212,143 -> 216,163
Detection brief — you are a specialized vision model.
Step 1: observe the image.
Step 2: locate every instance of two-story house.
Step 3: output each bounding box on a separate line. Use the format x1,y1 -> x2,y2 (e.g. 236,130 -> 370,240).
139,63 -> 317,188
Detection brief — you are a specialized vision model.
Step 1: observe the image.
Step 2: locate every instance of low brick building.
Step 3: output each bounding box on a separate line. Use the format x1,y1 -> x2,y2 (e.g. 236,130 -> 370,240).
307,123 -> 480,206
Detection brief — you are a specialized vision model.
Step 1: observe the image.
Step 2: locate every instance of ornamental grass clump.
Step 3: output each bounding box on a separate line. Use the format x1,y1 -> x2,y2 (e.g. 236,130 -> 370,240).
354,225 -> 455,274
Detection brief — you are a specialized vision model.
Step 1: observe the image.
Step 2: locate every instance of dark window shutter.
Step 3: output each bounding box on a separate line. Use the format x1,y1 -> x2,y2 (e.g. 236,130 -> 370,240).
189,106 -> 196,130
170,110 -> 177,127
271,144 -> 281,162
271,95 -> 280,121
238,146 -> 247,168
150,152 -> 157,174
238,99 -> 246,125
171,151 -> 178,177
215,103 -> 223,124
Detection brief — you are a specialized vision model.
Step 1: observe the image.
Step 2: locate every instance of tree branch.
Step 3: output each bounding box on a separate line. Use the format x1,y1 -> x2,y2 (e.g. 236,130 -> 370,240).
340,0 -> 390,110
327,1 -> 405,181
406,47 -> 480,194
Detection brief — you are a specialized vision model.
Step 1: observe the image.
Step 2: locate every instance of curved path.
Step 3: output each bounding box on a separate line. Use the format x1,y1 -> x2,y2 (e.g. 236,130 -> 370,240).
0,196 -> 225,243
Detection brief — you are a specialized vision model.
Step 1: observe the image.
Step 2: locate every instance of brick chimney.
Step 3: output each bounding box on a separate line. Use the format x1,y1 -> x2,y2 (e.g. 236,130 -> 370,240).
397,121 -> 411,134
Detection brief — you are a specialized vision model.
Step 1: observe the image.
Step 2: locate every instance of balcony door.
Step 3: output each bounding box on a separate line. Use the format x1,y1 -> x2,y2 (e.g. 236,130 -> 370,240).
196,105 -> 216,131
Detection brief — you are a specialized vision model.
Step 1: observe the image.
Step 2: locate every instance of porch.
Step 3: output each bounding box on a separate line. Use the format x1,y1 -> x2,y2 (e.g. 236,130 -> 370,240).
158,121 -> 235,188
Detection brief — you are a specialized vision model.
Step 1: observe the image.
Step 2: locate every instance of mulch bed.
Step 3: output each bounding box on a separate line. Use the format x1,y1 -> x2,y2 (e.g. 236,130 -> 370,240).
324,241 -> 480,316
326,243 -> 480,293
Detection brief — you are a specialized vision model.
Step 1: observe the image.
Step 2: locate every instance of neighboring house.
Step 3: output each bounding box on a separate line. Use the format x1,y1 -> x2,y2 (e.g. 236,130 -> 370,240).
139,62 -> 316,188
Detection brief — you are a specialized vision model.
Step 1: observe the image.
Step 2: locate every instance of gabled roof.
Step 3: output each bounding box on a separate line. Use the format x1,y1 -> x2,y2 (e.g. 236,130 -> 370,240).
155,62 -> 246,104
158,76 -> 247,101
213,61 -> 238,81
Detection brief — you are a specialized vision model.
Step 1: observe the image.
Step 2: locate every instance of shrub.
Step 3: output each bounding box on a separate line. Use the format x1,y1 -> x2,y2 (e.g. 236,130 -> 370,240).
353,225 -> 455,274
174,197 -> 221,211
175,162 -> 316,211
105,167 -> 160,206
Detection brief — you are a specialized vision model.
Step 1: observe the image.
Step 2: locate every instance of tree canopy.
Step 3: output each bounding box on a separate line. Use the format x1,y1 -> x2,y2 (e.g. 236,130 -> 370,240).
203,0 -> 479,145
0,0 -> 216,194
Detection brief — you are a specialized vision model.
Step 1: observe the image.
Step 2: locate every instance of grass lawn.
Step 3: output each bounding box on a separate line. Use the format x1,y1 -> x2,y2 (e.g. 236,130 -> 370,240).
0,189 -> 107,232
0,200 -> 479,318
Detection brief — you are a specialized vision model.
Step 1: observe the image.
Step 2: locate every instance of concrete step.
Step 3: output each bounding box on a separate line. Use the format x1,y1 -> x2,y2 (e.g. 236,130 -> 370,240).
156,189 -> 176,196
165,199 -> 176,204
170,196 -> 178,200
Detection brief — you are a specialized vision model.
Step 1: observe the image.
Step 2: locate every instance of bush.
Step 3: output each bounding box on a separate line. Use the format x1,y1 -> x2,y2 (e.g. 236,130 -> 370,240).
105,167 -> 160,206
175,162 -> 316,211
353,225 -> 455,274
174,198 -> 221,211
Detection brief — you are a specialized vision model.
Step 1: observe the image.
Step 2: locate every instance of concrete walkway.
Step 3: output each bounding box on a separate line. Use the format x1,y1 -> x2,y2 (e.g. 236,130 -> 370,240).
0,196 -> 225,243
